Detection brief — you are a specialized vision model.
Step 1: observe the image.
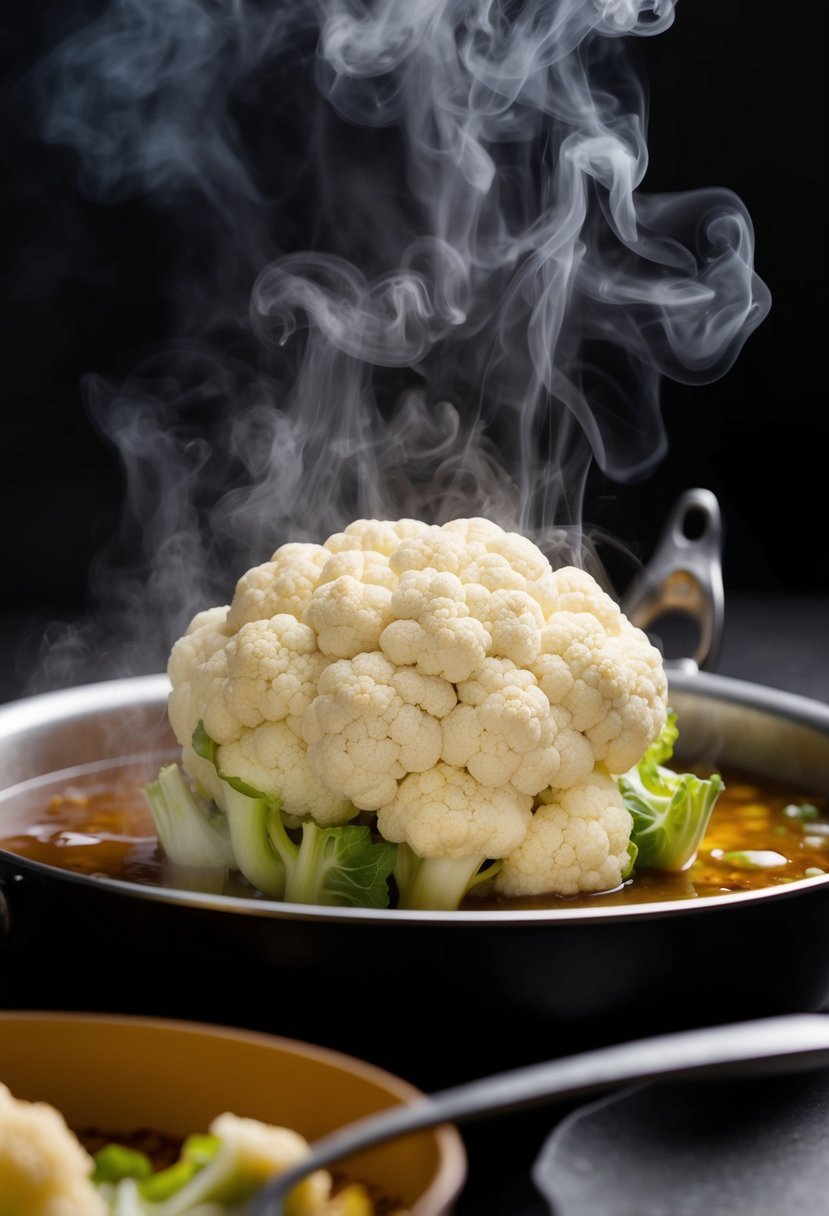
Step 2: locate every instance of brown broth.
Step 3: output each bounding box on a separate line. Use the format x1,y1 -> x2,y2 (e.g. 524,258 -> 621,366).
0,759 -> 826,908
474,769 -> 829,909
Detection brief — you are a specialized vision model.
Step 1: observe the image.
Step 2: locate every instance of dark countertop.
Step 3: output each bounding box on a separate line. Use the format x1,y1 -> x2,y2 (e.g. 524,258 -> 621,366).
0,591 -> 827,1215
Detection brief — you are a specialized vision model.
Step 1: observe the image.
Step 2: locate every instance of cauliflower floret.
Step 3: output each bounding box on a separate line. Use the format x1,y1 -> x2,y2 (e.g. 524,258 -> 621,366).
167,605 -> 235,805
316,548 -> 398,590
442,658 -> 594,795
389,524 -> 476,576
441,517 -> 560,614
303,576 -> 394,659
378,762 -> 532,860
204,615 -> 327,743
219,719 -> 354,824
323,517 -> 428,556
0,1083 -> 106,1216
227,542 -> 329,630
302,652 -> 453,810
167,605 -> 232,739
495,772 -> 634,897
552,564 -> 622,630
464,586 -> 544,667
380,570 -> 490,683
532,576 -> 667,773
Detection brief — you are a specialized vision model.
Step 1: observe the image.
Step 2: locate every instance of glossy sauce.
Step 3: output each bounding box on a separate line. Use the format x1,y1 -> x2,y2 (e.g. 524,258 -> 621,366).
0,759 -> 826,908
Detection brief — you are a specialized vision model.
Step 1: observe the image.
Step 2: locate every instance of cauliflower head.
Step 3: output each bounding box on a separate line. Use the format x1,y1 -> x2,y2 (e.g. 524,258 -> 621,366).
167,517 -> 667,897
0,1082 -> 107,1216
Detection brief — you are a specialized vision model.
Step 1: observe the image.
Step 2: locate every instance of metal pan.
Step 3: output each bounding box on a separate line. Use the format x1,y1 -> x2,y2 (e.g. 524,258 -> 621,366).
0,492 -> 826,1090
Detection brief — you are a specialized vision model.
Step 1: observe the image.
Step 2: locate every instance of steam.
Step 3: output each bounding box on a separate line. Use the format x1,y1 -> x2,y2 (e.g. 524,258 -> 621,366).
24,0 -> 769,691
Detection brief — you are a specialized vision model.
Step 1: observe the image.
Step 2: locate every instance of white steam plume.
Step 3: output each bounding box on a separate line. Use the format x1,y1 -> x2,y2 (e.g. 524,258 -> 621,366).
24,0 -> 769,690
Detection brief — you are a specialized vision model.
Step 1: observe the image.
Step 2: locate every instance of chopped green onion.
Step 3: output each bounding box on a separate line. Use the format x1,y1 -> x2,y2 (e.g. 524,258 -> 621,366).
720,849 -> 788,870
783,803 -> 820,821
92,1144 -> 153,1185
181,1133 -> 220,1166
139,1158 -> 202,1202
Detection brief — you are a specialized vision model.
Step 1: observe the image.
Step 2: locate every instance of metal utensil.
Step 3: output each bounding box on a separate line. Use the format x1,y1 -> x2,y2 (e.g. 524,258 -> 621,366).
252,1014 -> 829,1215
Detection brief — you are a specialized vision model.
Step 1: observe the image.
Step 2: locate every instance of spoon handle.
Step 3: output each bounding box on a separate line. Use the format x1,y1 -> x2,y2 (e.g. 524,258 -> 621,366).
252,1013 -> 829,1215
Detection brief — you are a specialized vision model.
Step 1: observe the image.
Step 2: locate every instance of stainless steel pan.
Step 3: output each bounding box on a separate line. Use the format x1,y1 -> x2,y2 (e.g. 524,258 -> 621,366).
0,492 -> 826,1089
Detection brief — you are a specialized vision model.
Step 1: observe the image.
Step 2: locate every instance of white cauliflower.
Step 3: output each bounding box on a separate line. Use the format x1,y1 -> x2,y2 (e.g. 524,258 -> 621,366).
227,542 -> 330,630
0,1082 -> 107,1216
303,652 -> 454,811
158,516 -> 668,909
441,657 -> 595,796
378,763 -> 533,910
495,772 -> 635,898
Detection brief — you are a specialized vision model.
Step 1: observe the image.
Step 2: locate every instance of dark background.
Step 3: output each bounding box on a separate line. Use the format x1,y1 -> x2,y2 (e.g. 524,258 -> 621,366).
2,0 -> 827,703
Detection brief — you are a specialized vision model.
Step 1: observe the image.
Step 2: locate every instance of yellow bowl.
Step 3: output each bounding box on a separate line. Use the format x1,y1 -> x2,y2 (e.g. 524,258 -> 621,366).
0,1010 -> 467,1215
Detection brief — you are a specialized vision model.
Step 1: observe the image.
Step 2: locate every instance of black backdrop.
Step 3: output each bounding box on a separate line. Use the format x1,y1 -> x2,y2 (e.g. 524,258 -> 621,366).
2,0 -> 827,700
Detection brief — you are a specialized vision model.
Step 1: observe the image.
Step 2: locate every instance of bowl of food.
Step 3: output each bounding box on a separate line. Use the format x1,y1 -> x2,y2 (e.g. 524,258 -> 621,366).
0,1010 -> 467,1215
0,508 -> 827,1090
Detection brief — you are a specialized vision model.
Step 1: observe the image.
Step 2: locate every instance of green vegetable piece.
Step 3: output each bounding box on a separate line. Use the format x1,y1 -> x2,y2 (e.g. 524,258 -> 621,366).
142,763 -> 235,870
92,1144 -> 153,1185
805,867 -> 826,878
720,849 -> 788,869
281,820 -> 398,908
181,1133 -> 221,1166
783,802 -> 820,821
619,709 -> 724,874
192,721 -> 268,799
193,722 -> 396,908
138,1157 -> 202,1202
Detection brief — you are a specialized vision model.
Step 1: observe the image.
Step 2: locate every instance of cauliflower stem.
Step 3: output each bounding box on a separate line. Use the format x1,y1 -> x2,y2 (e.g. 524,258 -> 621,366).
620,710 -> 724,873
161,722 -> 399,908
393,843 -> 502,912
278,817 -> 398,908
142,765 -> 235,872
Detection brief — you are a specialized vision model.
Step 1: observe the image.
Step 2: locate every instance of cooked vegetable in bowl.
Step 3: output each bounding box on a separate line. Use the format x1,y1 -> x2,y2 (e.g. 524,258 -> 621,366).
0,1013 -> 466,1216
0,1084 -> 377,1216
140,515 -> 723,911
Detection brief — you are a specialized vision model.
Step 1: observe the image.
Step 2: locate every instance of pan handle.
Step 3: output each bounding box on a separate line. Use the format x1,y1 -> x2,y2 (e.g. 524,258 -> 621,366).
620,487 -> 724,672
